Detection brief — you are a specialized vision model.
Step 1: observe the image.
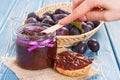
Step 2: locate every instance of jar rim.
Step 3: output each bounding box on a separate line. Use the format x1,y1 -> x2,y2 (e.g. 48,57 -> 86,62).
16,23 -> 56,41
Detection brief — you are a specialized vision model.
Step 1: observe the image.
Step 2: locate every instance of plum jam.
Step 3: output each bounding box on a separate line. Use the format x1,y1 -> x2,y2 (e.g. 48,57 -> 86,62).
16,24 -> 57,70
55,51 -> 93,70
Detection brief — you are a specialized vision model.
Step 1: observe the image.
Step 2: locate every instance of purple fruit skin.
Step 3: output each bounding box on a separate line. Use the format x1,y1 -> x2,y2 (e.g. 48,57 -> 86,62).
27,12 -> 41,21
53,14 -> 67,23
41,17 -> 55,25
56,27 -> 69,35
70,27 -> 81,35
81,22 -> 92,33
54,8 -> 70,15
76,42 -> 87,54
25,17 -> 37,24
87,39 -> 100,52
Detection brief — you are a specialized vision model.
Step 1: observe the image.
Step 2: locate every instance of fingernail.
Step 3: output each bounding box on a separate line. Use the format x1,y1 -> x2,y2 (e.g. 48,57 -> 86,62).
80,16 -> 87,21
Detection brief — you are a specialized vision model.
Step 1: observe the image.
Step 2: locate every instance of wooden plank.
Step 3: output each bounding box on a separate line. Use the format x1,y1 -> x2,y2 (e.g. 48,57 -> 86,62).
0,0 -> 120,80
0,0 -> 43,56
0,0 -> 44,80
105,21 -> 120,68
0,0 -> 17,29
87,24 -> 120,80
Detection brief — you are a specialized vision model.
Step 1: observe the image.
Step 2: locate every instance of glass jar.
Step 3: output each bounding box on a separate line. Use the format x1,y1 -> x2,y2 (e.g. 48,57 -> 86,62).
16,23 -> 57,70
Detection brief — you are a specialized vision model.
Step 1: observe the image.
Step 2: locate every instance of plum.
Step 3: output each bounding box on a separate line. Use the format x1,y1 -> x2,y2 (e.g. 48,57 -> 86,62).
70,27 -> 81,35
43,12 -> 53,18
86,21 -> 94,29
64,24 -> 73,30
92,21 -> 100,28
87,39 -> 100,52
56,27 -> 69,35
76,41 -> 87,54
41,17 -> 55,25
27,12 -> 41,21
25,17 -> 37,24
54,8 -> 70,15
81,22 -> 92,33
53,14 -> 67,23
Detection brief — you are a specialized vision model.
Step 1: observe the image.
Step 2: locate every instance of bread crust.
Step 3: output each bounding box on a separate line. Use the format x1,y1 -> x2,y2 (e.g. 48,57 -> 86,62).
55,64 -> 92,77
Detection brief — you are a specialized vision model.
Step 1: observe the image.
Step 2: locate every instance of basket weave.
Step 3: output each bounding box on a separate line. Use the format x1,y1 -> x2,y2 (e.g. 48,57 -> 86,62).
28,2 -> 104,47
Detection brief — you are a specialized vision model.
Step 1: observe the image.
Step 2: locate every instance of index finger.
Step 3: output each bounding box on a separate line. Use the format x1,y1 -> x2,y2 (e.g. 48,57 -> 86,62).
59,0 -> 97,25
73,0 -> 84,10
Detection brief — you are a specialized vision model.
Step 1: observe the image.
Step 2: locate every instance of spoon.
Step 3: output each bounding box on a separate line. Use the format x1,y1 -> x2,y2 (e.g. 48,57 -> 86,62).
41,24 -> 63,34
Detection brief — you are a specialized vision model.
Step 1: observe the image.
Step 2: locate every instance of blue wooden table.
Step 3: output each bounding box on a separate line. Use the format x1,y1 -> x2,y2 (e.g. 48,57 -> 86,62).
0,0 -> 120,80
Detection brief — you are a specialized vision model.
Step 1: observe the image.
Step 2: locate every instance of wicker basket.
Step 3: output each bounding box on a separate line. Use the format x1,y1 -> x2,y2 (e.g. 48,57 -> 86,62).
26,2 -> 104,47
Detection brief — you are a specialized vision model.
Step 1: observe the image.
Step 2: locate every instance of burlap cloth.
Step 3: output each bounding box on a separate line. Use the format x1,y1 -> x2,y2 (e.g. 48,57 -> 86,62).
1,49 -> 99,80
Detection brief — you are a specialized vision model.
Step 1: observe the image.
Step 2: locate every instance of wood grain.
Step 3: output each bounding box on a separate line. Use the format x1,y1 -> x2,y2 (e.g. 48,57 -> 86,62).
105,21 -> 120,68
0,0 -> 120,80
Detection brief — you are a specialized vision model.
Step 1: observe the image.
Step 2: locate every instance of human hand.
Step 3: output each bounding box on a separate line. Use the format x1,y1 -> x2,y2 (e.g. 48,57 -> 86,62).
59,0 -> 120,25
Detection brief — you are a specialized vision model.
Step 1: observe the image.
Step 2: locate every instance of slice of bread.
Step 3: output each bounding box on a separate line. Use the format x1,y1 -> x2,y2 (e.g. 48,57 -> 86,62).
54,50 -> 93,77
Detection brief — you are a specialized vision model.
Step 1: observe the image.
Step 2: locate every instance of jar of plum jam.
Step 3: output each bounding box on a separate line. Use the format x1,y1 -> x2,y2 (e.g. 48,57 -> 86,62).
16,24 -> 57,70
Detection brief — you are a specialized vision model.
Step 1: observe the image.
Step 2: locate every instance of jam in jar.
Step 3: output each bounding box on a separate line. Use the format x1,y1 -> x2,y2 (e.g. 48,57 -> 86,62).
16,24 -> 57,70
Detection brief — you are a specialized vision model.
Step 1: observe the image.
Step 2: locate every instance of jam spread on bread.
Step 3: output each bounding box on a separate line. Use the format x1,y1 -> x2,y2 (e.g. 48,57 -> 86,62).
55,51 -> 93,70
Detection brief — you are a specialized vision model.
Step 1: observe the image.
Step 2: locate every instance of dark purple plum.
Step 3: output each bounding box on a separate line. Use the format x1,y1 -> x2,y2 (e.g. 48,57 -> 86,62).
27,12 -> 41,21
40,15 -> 51,21
42,12 -> 55,21
30,23 -> 50,29
76,41 -> 87,54
70,27 -> 81,35
64,24 -> 73,30
81,22 -> 92,33
92,21 -> 100,28
54,8 -> 70,15
56,27 -> 69,35
25,17 -> 37,24
87,39 -> 100,52
39,23 -> 51,27
71,46 -> 77,52
40,15 -> 51,22
53,14 -> 67,23
87,25 -> 93,30
27,12 -> 37,18
43,12 -> 53,18
86,21 -> 94,29
41,17 -> 55,25
81,22 -> 87,27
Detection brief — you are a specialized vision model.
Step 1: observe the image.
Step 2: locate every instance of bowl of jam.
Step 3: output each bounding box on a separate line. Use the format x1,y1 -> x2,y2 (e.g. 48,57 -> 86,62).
16,23 -> 57,70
